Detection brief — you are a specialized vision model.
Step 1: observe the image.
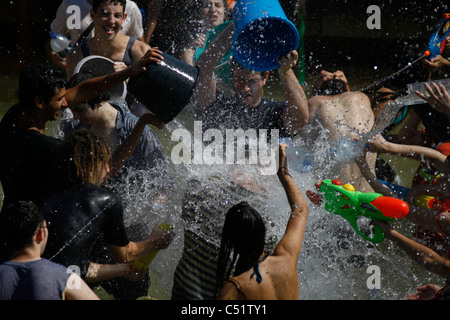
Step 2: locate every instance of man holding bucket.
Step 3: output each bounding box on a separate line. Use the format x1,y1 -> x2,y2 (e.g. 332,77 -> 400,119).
193,1 -> 308,138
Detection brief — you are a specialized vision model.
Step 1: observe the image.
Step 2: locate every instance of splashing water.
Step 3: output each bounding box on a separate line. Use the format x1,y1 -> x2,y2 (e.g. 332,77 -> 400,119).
116,107 -> 442,300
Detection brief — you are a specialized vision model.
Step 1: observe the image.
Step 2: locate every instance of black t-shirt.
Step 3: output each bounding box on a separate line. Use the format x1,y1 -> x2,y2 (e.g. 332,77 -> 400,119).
42,183 -> 130,277
197,96 -> 290,138
0,104 -> 61,211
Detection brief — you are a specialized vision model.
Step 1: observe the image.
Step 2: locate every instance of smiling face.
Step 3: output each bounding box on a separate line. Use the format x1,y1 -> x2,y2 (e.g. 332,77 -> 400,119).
40,87 -> 68,121
201,0 -> 226,29
91,1 -> 127,40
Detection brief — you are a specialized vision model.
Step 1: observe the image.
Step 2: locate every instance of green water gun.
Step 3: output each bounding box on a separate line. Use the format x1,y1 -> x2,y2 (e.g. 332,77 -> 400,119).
306,179 -> 410,243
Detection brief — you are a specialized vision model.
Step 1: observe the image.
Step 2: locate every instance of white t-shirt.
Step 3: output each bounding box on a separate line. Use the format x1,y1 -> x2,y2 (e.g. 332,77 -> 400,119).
50,0 -> 143,45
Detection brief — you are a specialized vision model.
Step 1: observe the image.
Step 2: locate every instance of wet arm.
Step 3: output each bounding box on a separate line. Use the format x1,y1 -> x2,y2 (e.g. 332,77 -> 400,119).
108,224 -> 174,263
85,262 -> 145,283
109,113 -> 165,176
63,273 -> 100,300
375,222 -> 450,279
144,0 -> 162,44
279,50 -> 309,135
273,145 -> 309,260
367,134 -> 449,173
193,22 -> 234,108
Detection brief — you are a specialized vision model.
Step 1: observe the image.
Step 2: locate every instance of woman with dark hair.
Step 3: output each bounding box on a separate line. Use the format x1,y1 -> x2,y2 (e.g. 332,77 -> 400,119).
215,144 -> 309,300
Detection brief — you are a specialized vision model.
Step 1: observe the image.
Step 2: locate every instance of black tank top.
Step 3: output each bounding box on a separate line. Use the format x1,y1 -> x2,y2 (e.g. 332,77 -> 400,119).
80,37 -> 136,66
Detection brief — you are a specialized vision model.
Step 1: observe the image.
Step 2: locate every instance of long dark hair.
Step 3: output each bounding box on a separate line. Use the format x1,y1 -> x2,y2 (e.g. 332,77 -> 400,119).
215,201 -> 266,297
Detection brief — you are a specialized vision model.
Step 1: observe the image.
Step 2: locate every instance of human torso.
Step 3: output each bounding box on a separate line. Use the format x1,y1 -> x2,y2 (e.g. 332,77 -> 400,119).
0,104 -> 61,210
41,183 -> 129,276
171,174 -> 268,300
198,96 -> 289,137
228,255 -> 299,300
306,92 -> 374,143
83,35 -> 137,66
0,259 -> 69,300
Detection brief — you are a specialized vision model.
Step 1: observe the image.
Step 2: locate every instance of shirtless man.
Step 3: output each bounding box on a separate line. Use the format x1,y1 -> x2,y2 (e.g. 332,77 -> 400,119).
301,70 -> 383,192
216,144 -> 309,300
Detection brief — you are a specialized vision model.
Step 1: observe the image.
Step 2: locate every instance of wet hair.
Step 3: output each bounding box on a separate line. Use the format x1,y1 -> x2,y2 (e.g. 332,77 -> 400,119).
230,57 -> 270,78
56,128 -> 111,186
18,63 -> 66,111
67,72 -> 110,109
92,0 -> 127,12
215,201 -> 266,297
0,201 -> 45,252
314,79 -> 345,96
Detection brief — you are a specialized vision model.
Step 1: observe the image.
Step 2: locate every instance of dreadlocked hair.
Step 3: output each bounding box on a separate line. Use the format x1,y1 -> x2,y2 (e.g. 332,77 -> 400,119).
56,128 -> 111,186
215,201 -> 266,297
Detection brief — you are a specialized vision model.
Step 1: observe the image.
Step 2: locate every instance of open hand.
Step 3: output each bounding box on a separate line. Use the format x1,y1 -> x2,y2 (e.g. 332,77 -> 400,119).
415,82 -> 450,116
131,47 -> 164,75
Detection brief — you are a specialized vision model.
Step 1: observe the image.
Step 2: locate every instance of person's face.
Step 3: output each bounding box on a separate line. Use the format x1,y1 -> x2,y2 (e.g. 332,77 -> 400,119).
232,68 -> 267,108
202,0 -> 225,29
41,87 -> 68,121
70,102 -> 97,125
91,2 -> 127,40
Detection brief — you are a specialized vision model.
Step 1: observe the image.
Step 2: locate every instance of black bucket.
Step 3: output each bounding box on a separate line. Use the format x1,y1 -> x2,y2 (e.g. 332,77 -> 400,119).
127,53 -> 200,123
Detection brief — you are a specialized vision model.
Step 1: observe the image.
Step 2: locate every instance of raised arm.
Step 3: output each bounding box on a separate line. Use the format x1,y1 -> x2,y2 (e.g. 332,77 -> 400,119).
273,144 -> 309,260
193,22 -> 234,108
144,0 -> 163,44
279,50 -> 309,135
109,113 -> 165,177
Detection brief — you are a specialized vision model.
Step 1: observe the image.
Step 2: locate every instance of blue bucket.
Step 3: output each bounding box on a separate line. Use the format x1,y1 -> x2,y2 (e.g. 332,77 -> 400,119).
232,0 -> 300,71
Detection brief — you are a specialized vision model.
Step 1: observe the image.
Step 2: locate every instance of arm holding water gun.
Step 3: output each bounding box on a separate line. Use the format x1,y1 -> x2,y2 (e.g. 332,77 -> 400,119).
422,32 -> 450,75
422,15 -> 450,75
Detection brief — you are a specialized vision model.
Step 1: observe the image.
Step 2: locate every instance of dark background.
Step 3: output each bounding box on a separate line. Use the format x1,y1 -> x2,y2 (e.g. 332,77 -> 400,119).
0,1 -> 448,79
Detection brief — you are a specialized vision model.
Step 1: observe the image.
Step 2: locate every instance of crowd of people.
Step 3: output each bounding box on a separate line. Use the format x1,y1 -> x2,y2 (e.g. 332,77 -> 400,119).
0,0 -> 450,301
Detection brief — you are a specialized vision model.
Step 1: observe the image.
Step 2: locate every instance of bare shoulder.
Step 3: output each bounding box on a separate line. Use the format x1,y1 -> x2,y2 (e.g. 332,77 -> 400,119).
339,91 -> 371,104
132,39 -> 152,58
66,46 -> 84,77
217,280 -> 241,300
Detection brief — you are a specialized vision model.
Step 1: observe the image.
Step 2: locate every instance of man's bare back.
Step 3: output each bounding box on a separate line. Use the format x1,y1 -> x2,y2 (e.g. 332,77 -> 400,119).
302,91 -> 376,192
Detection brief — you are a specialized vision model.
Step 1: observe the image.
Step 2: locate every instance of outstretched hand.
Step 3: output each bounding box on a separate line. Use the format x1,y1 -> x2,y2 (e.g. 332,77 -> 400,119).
131,47 -> 164,75
415,82 -> 450,116
406,284 -> 441,300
